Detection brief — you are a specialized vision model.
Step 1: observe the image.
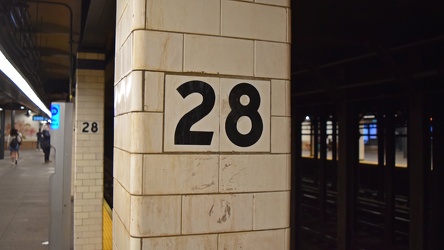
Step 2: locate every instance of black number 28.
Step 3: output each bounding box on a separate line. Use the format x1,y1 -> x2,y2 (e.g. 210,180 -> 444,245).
82,122 -> 98,133
174,81 -> 263,147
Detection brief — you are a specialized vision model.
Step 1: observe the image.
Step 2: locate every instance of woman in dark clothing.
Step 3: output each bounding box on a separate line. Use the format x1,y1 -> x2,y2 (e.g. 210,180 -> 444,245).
41,126 -> 51,163
8,128 -> 20,164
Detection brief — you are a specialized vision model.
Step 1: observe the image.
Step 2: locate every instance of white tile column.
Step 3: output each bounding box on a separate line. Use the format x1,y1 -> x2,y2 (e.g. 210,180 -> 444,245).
114,1 -> 291,249
74,52 -> 105,250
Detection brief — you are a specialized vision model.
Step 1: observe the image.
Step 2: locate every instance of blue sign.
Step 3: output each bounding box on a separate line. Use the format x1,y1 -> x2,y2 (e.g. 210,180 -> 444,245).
32,115 -> 46,121
51,104 -> 60,130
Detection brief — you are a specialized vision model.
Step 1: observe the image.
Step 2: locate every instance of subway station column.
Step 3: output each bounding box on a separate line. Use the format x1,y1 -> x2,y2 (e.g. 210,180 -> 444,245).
114,1 -> 291,249
74,52 -> 105,249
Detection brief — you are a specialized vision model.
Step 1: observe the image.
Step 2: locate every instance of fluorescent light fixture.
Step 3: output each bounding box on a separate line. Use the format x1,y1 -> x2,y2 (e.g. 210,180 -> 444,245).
0,49 -> 51,117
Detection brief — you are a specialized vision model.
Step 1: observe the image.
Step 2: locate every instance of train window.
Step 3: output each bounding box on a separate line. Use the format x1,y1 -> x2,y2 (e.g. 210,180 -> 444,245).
301,116 -> 338,160
359,115 -> 379,164
394,124 -> 407,167
301,117 -> 313,158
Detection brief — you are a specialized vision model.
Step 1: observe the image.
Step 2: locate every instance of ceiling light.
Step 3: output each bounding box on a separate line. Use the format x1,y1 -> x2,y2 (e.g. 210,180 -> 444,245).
0,49 -> 51,117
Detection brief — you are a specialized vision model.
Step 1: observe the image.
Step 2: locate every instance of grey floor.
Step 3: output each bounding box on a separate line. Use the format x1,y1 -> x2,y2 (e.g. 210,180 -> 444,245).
0,149 -> 53,250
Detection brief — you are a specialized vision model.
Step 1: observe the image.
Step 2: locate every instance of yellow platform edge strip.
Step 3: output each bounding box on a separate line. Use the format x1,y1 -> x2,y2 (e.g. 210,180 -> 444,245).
103,200 -> 113,250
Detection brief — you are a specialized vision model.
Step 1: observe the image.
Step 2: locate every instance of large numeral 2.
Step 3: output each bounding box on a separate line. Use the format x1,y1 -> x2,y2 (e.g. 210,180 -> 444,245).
174,80 -> 215,145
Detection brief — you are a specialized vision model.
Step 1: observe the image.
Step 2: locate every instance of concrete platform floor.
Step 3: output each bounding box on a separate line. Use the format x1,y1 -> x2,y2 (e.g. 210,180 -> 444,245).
0,149 -> 54,250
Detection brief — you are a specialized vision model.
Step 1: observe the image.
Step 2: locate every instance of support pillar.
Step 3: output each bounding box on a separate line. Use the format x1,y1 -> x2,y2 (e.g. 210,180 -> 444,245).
73,52 -> 105,249
431,101 -> 443,250
319,116 -> 327,223
113,1 -> 291,249
337,102 -> 358,250
384,112 -> 395,244
408,94 -> 429,250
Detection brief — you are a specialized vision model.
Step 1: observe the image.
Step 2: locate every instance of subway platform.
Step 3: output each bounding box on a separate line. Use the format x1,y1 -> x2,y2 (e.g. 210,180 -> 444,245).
0,148 -> 113,250
0,148 -> 53,250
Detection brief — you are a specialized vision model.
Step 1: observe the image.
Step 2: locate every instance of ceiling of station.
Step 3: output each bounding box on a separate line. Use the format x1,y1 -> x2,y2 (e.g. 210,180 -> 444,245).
292,0 -> 444,110
0,1 -> 443,116
0,0 -> 115,115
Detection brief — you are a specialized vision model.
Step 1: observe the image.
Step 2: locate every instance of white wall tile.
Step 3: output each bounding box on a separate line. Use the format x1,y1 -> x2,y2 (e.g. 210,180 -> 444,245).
285,80 -> 291,116
113,180 -> 131,230
121,33 -> 133,77
130,196 -> 181,237
255,41 -> 290,79
113,148 -> 142,194
144,71 -> 164,112
129,112 -> 163,153
220,154 -> 289,192
116,0 -> 145,50
255,0 -> 290,7
271,79 -> 286,116
132,30 -> 183,72
184,35 -> 254,76
113,210 -> 142,250
142,235 -> 217,250
114,71 -> 143,115
218,229 -> 286,250
182,194 -> 253,234
271,117 -> 291,153
147,0 -> 220,35
285,228 -> 290,250
221,1 -> 287,42
143,154 -> 219,194
253,191 -> 290,230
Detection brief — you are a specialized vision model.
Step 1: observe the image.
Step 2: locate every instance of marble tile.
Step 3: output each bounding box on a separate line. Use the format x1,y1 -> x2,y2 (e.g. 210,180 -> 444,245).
129,112 -> 163,153
142,235 -> 217,250
113,149 -> 142,194
132,30 -> 183,72
255,0 -> 290,7
255,41 -> 290,79
271,79 -> 286,116
130,195 -> 181,237
113,180 -> 131,230
221,0 -> 287,42
146,0 -> 220,35
184,35 -> 254,76
144,71 -> 164,112
218,229 -> 286,250
182,194 -> 253,234
143,154 -> 219,194
220,154 -> 289,192
112,210 -> 141,250
271,116 -> 291,153
253,191 -> 290,230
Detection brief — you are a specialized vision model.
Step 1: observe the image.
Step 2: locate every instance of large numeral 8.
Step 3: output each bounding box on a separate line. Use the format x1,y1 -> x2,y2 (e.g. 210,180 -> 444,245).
225,83 -> 263,147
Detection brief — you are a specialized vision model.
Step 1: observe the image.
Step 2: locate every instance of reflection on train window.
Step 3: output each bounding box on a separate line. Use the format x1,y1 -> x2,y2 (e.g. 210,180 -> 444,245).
359,115 -> 378,164
301,116 -> 338,160
394,123 -> 407,167
301,113 -> 408,168
358,114 -> 408,167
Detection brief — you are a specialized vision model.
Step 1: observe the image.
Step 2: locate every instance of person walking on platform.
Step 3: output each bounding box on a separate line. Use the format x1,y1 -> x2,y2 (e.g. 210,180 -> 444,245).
7,128 -> 21,164
36,128 -> 42,151
40,126 -> 51,163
